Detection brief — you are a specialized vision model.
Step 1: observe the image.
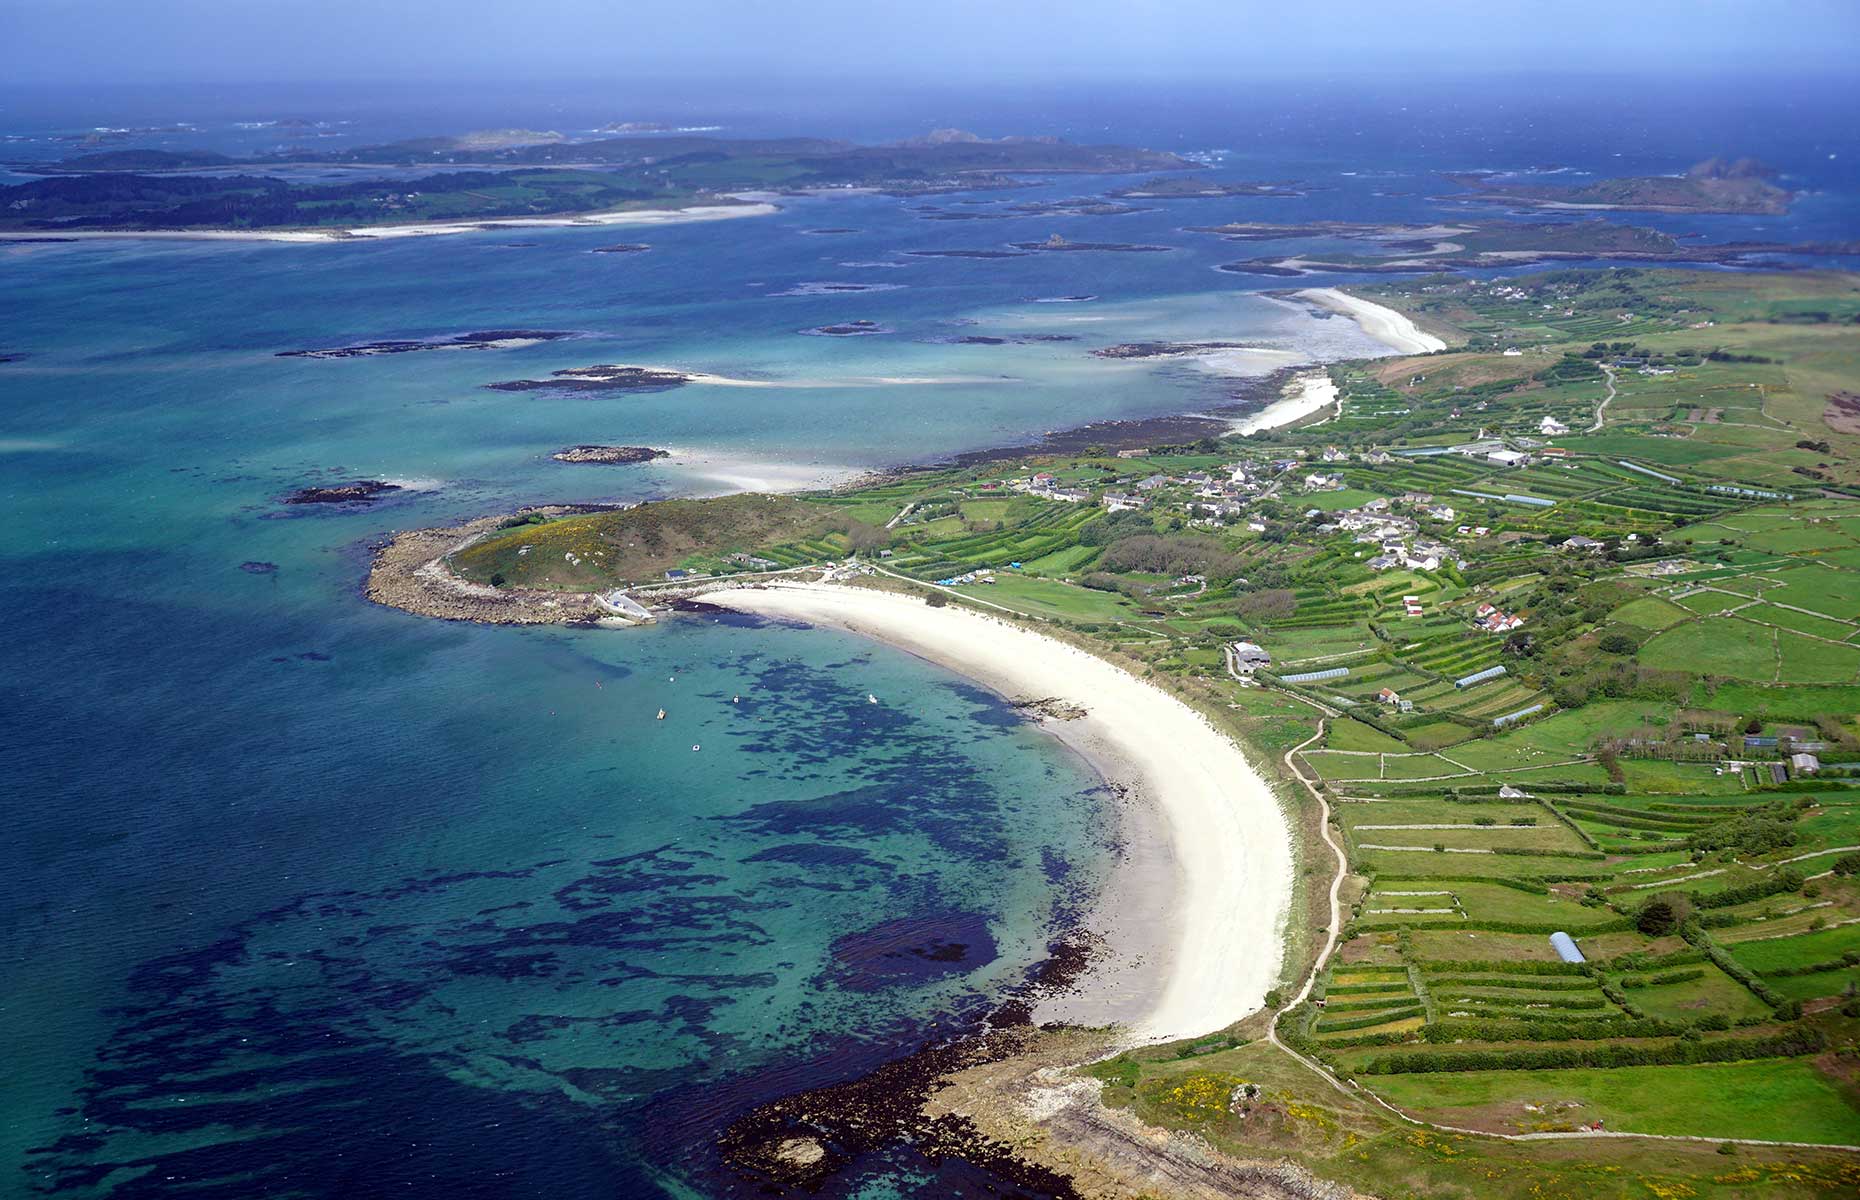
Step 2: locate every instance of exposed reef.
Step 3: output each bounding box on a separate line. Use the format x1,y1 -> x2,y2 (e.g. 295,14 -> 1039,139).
804,320 -> 893,336
484,365 -> 692,393
1107,177 -> 1306,199
277,330 -> 575,359
905,248 -> 1031,259
1093,341 -> 1251,359
281,480 -> 402,505
550,445 -> 671,464
1008,238 -> 1172,253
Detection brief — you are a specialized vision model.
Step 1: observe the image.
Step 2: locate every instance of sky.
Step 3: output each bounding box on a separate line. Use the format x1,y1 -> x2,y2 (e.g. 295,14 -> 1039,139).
4,0 -> 1859,87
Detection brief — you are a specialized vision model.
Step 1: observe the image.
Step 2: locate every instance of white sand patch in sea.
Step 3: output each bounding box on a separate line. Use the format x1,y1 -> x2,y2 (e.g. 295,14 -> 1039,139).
659,450 -> 865,495
1185,346 -> 1306,378
702,582 -> 1294,1044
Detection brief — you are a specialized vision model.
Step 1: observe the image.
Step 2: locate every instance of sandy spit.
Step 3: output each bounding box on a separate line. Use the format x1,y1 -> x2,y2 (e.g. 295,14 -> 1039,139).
703,582 -> 1294,1044
0,202 -> 779,245
1231,369 -> 1340,436
1295,286 -> 1447,354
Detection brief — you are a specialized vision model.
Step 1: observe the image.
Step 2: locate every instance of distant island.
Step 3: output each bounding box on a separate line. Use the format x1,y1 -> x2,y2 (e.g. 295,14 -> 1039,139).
1191,216 -> 1857,276
0,129 -> 1194,234
1442,157 -> 1794,215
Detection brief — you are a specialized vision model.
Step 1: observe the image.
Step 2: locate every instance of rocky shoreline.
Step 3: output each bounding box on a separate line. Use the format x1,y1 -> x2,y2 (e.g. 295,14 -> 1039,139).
365,510 -> 612,625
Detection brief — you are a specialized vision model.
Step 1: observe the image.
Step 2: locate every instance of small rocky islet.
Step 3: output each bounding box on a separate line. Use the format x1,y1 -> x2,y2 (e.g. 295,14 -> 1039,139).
550,445 -> 671,464
483,364 -> 693,394
280,480 -> 403,505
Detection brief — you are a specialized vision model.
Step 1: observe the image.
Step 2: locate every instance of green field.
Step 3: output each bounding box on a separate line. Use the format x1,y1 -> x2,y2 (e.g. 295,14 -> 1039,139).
1367,1059 -> 1860,1143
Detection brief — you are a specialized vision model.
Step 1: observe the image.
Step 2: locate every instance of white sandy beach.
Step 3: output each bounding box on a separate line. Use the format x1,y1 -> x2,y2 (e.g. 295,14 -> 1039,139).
1231,368 -> 1339,435
0,202 -> 778,244
703,582 -> 1294,1044
1295,287 -> 1447,354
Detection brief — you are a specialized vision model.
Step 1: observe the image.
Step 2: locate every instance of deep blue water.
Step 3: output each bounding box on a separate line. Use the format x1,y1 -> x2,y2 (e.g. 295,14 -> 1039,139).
4,76 -> 1859,1198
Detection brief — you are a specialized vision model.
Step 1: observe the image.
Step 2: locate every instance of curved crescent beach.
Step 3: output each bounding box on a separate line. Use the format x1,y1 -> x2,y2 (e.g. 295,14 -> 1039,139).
1296,286 -> 1447,354
704,582 -> 1294,1044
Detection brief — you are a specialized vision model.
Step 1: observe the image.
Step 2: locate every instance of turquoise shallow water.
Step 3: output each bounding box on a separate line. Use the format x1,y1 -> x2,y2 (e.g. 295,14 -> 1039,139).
6,183 -> 1328,1199
6,82 -> 1859,1196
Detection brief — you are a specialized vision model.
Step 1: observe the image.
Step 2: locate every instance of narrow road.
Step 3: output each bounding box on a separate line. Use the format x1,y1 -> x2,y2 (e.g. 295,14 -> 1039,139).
1588,363 -> 1618,433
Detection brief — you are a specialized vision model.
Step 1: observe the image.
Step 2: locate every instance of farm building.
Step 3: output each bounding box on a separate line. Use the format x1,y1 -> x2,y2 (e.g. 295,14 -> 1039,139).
1487,449 -> 1531,468
1549,931 -> 1586,964
1792,753 -> 1821,775
1231,641 -> 1272,674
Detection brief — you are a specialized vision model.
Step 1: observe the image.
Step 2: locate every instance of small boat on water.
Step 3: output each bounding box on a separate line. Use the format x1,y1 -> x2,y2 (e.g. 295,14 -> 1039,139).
656,709 -> 666,720
867,694 -> 878,704
732,695 -> 740,703
691,743 -> 701,752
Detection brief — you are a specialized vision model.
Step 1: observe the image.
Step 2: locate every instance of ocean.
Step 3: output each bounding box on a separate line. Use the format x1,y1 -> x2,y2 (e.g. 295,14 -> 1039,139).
3,75 -> 1857,1198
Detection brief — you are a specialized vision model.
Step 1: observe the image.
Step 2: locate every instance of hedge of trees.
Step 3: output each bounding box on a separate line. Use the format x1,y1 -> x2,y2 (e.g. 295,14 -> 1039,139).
1360,1026 -> 1826,1074
1412,958 -> 1585,976
1429,975 -> 1600,992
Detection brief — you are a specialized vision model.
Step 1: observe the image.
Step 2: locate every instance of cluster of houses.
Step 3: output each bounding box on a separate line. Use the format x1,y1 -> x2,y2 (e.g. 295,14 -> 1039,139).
1315,499 -> 1464,574
1021,472 -> 1093,504
1473,602 -> 1525,633
1607,354 -> 1676,377
1016,457 -> 1299,521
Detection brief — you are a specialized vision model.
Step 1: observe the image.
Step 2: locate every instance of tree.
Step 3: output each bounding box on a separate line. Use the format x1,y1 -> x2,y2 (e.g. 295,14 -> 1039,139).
844,520 -> 890,554
924,591 -> 948,608
1598,632 -> 1636,655
1636,894 -> 1692,937
489,572 -> 507,588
